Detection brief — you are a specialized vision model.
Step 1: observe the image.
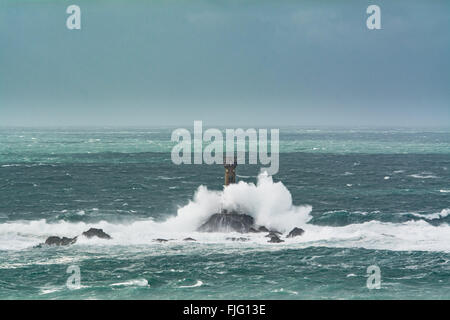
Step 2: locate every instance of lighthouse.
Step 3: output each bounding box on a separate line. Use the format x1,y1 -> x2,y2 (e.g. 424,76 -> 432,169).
224,155 -> 237,186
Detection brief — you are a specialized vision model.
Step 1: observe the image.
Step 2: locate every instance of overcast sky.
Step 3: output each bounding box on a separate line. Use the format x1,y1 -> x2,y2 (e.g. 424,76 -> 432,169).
0,0 -> 449,127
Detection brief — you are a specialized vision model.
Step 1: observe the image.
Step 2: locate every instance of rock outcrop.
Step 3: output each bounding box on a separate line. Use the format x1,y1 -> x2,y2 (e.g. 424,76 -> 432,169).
198,212 -> 255,233
183,237 -> 197,242
43,228 -> 112,247
153,238 -> 169,243
45,236 -> 78,246
267,235 -> 284,243
82,228 -> 112,240
196,210 -> 291,244
286,227 -> 305,238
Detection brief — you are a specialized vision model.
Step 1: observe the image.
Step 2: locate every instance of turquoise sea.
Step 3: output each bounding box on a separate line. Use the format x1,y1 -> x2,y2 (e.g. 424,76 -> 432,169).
0,127 -> 449,299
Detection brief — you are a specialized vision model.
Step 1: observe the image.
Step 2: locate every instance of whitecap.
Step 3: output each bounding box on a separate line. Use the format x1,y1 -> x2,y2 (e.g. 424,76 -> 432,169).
179,280 -> 203,288
157,176 -> 185,180
409,174 -> 438,179
40,287 -> 63,295
110,279 -> 149,287
408,209 -> 450,220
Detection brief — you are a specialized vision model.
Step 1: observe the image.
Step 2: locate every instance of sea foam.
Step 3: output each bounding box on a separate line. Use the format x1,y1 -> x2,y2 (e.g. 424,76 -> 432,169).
163,171 -> 312,233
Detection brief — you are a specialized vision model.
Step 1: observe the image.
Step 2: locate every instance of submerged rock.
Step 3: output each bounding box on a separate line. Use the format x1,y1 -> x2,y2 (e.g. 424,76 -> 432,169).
248,226 -> 269,233
153,238 -> 169,243
82,228 -> 111,240
183,237 -> 197,242
267,235 -> 284,243
286,227 -> 305,238
226,237 -> 249,242
198,212 -> 254,233
265,231 -> 281,238
45,236 -> 77,246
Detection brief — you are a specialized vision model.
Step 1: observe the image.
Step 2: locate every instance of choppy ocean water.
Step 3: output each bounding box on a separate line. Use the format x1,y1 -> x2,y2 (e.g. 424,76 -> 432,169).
0,127 -> 449,299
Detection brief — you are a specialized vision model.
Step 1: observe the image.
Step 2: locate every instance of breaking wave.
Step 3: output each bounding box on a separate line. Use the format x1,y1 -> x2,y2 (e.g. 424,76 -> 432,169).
0,173 -> 450,252
408,209 -> 450,220
163,171 -> 312,233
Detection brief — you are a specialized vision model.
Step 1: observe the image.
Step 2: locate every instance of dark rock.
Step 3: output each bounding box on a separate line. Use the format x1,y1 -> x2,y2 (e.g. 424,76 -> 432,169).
45,236 -> 77,246
183,237 -> 196,242
248,227 -> 259,233
265,231 -> 281,238
258,226 -> 269,232
267,235 -> 284,243
269,230 -> 282,235
226,237 -> 249,242
82,228 -> 111,240
286,227 -> 305,238
153,238 -> 168,243
198,212 -> 254,233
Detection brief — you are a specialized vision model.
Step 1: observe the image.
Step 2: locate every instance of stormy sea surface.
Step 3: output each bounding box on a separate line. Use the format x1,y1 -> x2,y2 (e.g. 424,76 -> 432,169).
0,127 -> 449,299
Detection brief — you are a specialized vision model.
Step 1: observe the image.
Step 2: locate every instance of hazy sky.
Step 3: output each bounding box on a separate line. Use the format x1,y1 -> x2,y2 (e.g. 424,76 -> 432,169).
1,0 -> 449,127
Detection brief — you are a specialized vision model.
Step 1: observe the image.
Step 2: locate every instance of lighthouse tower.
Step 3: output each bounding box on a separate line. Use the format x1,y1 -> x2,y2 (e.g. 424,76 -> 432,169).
224,155 -> 237,186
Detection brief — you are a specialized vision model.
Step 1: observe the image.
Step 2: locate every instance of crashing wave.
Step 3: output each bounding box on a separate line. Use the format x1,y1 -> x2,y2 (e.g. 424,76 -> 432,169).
1,174 -> 450,252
